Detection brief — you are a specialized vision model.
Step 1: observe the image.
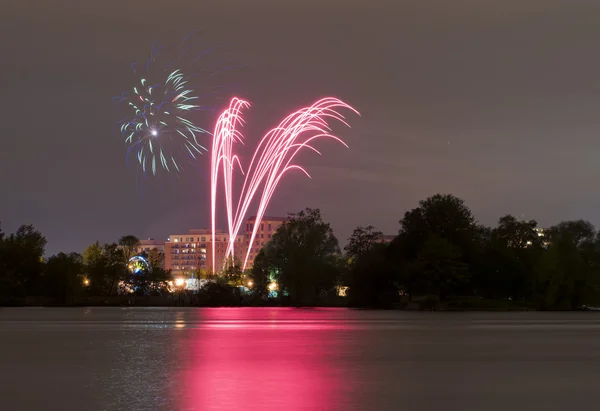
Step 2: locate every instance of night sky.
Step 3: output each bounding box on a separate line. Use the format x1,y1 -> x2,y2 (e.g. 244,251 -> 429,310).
3,1 -> 600,256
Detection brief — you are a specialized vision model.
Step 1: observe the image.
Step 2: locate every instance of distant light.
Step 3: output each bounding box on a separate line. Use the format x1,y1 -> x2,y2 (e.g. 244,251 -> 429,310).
247,281 -> 254,288
174,278 -> 185,287
151,129 -> 158,137
268,282 -> 278,291
83,278 -> 90,286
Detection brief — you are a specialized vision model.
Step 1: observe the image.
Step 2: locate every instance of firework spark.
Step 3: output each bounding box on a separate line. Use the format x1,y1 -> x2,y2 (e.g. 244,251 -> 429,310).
211,97 -> 250,270
211,97 -> 359,270
115,39 -> 218,176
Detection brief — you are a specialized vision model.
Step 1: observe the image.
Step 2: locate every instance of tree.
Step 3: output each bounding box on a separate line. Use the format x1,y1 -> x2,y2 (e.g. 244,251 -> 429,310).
263,208 -> 340,306
119,235 -> 140,263
83,241 -> 102,266
146,248 -> 165,270
398,194 -> 478,261
223,256 -> 244,287
127,263 -> 171,296
43,252 -> 84,304
546,220 -> 595,246
393,194 -> 478,300
198,278 -> 242,306
0,225 -> 47,296
473,216 -> 543,301
347,243 -> 398,308
535,223 -> 600,310
85,243 -> 126,296
194,267 -> 214,281
416,235 -> 469,301
344,225 -> 383,266
492,215 -> 540,248
249,250 -> 272,299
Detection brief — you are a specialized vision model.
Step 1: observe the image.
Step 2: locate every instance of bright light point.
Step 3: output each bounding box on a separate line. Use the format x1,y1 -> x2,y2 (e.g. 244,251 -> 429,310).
83,278 -> 90,286
268,282 -> 278,291
174,278 -> 185,287
151,129 -> 158,137
247,281 -> 254,288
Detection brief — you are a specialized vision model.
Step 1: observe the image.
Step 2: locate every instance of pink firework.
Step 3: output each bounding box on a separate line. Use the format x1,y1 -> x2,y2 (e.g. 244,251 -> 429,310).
211,97 -> 359,271
210,97 -> 249,270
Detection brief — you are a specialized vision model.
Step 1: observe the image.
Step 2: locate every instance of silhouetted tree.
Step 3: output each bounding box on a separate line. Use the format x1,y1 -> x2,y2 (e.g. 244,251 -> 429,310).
535,222 -> 600,310
416,235 -> 469,300
493,215 -> 540,248
83,241 -> 102,266
546,220 -> 595,246
119,235 -> 141,263
0,225 -> 46,296
198,277 -> 242,306
398,194 -> 479,261
43,252 -> 84,304
344,225 -> 383,266
347,243 -> 398,308
473,215 -> 542,301
248,250 -> 272,299
263,208 -> 340,306
223,256 -> 244,287
84,242 -> 126,296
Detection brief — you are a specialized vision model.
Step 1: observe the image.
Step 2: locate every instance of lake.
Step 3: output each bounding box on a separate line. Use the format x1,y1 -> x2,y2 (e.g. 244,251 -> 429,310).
1,308 -> 600,410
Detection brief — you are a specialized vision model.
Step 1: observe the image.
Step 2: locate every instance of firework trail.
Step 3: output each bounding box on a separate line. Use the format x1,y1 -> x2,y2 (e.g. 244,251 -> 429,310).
210,97 -> 249,270
211,97 -> 359,270
115,34 -> 231,177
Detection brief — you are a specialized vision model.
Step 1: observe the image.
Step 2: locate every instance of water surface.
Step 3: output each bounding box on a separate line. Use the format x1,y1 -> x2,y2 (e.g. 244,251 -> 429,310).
2,308 -> 600,410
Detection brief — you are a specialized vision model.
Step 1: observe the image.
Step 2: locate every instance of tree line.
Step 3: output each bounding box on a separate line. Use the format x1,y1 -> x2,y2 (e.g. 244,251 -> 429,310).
250,194 -> 600,309
0,230 -> 171,305
2,193 -> 600,309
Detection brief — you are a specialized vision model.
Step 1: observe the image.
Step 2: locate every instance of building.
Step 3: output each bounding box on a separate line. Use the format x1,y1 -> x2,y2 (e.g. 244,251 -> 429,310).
164,229 -> 245,280
245,216 -> 287,268
136,238 -> 165,255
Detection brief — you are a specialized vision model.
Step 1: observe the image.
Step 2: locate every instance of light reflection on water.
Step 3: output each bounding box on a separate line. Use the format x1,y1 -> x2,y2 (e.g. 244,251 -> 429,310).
3,308 -> 600,411
176,309 -> 352,411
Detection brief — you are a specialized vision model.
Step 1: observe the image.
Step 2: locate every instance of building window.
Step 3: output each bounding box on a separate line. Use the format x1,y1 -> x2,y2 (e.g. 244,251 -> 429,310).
201,237 -> 206,241
261,224 -> 264,231
268,223 -> 272,231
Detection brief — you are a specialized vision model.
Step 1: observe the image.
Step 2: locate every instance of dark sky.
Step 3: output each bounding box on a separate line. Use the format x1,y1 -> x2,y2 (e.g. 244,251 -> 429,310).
3,0 -> 600,256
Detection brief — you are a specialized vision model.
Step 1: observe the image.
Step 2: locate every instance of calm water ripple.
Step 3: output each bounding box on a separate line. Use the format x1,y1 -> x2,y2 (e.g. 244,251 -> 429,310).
2,308 -> 600,410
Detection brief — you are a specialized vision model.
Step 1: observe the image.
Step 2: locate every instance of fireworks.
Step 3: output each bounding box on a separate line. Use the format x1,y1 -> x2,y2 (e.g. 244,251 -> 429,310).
115,38 -> 220,176
211,97 -> 359,270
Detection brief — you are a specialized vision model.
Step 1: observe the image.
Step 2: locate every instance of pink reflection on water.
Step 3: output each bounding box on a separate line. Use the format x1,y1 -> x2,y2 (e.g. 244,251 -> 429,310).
177,308 -> 352,411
